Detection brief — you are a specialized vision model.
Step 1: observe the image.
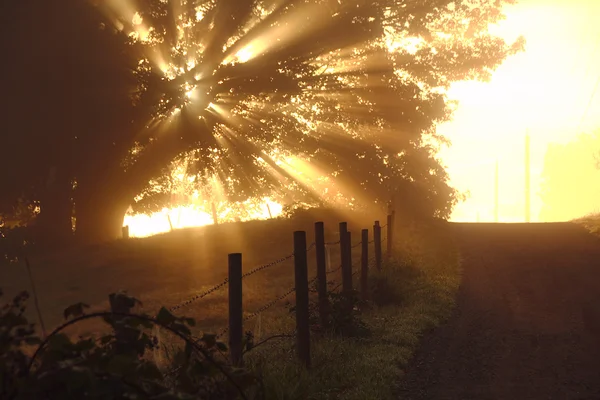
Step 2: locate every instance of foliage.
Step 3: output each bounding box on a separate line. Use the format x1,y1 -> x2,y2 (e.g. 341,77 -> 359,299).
245,223 -> 462,400
0,226 -> 34,265
368,257 -> 423,307
0,0 -> 524,243
320,289 -> 371,338
293,282 -> 371,339
0,288 -> 261,399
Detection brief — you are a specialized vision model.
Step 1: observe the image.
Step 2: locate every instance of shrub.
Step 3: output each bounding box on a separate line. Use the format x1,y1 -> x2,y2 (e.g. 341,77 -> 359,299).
0,287 -> 262,399
291,282 -> 371,339
368,256 -> 422,307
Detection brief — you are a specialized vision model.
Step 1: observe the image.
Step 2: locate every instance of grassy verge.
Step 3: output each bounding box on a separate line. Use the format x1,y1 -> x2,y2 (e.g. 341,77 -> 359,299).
572,213 -> 600,235
241,221 -> 462,400
2,216 -> 461,398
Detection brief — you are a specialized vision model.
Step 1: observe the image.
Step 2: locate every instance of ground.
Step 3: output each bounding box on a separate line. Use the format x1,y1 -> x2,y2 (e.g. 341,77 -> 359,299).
13,212 -> 600,398
0,208 -> 386,338
397,222 -> 600,400
1,208 -> 462,400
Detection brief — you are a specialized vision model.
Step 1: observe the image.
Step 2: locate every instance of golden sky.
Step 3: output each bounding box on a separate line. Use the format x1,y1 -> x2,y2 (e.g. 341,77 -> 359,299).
438,0 -> 600,222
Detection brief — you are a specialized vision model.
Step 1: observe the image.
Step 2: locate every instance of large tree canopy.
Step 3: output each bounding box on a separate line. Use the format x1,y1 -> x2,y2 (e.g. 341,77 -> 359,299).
0,0 -> 524,244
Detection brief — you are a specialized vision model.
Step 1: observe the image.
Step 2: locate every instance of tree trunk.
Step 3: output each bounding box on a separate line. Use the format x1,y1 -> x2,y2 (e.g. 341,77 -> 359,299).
34,166 -> 74,248
74,186 -> 131,244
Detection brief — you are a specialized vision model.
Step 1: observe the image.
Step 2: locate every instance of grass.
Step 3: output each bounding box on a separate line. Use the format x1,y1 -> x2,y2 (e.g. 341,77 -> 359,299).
572,212 -> 600,235
238,220 -> 462,400
2,209 -> 461,398
0,207 -> 385,339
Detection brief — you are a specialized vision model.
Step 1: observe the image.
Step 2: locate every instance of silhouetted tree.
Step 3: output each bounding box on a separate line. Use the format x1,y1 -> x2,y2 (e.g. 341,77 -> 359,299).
0,0 -> 524,244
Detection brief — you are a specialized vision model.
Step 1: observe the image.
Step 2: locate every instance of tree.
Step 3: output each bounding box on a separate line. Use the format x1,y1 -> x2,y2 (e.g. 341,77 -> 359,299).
1,0 -> 524,244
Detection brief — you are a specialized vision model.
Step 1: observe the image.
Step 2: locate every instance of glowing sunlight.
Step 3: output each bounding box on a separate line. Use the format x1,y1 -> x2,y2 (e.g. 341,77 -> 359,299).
438,0 -> 600,222
123,197 -> 284,238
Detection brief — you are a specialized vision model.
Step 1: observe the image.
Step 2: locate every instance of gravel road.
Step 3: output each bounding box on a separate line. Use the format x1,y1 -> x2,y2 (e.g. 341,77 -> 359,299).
397,222 -> 600,400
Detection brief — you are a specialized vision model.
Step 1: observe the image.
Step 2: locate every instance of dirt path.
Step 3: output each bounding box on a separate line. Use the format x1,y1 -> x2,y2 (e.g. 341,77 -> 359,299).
397,222 -> 600,400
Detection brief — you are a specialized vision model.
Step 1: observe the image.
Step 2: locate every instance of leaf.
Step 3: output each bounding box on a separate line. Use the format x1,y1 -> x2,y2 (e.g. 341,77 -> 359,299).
63,302 -> 90,320
109,291 -> 138,313
46,333 -> 72,352
170,322 -> 191,336
73,338 -> 95,353
106,354 -> 137,376
100,335 -> 113,345
189,359 -> 208,376
136,362 -> 164,381
215,341 -> 228,352
24,336 -> 42,346
201,333 -> 217,348
155,307 -> 176,326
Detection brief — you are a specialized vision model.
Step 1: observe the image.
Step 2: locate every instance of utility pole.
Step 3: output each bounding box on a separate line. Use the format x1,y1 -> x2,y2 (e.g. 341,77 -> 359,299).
494,160 -> 499,222
524,130 -> 531,223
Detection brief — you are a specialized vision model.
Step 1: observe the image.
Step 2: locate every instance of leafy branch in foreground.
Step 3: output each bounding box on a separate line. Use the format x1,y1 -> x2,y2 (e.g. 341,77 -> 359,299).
0,288 -> 262,400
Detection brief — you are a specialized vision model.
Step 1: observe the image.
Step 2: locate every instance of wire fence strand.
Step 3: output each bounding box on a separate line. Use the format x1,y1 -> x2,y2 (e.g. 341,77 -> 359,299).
217,285 -> 297,339
169,277 -> 229,313
168,242 -> 317,312
351,240 -> 362,249
170,220 -> 389,338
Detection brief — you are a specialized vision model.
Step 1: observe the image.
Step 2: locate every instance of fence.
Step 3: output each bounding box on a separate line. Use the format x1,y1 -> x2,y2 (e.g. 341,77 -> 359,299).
158,212 -> 396,369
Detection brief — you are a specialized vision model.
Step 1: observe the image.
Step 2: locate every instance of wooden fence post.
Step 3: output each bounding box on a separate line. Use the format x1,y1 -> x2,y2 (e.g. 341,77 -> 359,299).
386,214 -> 393,259
342,231 -> 353,295
339,221 -> 348,271
228,253 -> 243,367
293,231 -> 311,369
122,225 -> 129,239
361,228 -> 369,301
374,221 -> 382,271
314,222 -> 329,331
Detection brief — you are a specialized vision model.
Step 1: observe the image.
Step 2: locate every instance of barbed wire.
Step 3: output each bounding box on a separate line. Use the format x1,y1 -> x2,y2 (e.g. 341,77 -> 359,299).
171,225 -> 389,333
326,254 -> 378,293
217,285 -> 298,339
169,277 -> 229,313
168,242 -> 317,312
215,248 -> 384,339
326,264 -> 342,274
350,240 -> 363,249
217,273 -> 320,339
241,241 -> 316,279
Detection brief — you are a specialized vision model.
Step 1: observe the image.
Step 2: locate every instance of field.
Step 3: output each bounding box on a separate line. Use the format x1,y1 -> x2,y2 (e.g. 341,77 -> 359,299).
1,207 -> 463,399
0,208 -> 387,337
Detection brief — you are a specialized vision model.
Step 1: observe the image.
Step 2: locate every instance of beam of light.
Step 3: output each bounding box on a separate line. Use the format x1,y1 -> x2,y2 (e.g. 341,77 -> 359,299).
94,0 -> 445,236
235,46 -> 254,63
222,0 -> 344,65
